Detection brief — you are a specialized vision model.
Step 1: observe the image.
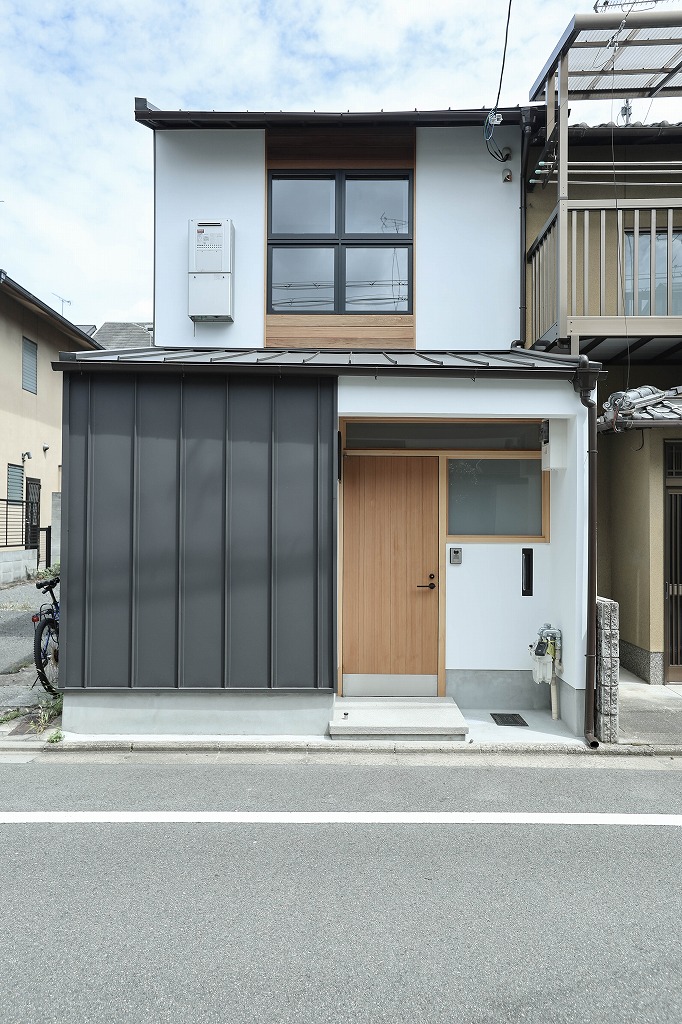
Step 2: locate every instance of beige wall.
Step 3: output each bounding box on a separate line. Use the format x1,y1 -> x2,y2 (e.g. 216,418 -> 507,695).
0,291 -> 80,541
598,398 -> 682,655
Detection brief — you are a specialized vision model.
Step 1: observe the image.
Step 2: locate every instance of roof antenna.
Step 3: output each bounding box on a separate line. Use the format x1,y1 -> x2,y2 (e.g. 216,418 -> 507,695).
52,292 -> 72,316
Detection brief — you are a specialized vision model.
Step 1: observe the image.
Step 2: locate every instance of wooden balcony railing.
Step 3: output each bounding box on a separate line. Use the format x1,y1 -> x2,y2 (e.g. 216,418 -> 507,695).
527,199 -> 682,346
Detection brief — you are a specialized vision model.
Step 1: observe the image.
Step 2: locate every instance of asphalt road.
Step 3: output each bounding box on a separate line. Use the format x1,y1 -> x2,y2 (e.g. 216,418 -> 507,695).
1,757 -> 681,1024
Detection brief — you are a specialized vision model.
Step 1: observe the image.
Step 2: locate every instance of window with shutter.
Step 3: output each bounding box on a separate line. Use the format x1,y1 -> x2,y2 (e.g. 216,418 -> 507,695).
7,464 -> 24,502
22,338 -> 37,393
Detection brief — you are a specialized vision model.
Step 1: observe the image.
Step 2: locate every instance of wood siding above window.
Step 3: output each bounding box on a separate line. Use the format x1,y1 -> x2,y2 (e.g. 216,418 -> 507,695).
265,313 -> 415,349
266,126 -> 415,170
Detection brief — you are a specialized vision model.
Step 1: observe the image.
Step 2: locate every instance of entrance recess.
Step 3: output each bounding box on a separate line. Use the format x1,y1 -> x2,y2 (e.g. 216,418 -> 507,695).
342,455 -> 439,696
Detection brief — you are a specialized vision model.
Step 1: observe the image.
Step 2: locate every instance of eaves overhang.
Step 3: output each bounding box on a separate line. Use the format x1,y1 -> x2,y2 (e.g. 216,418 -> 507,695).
54,346 -> 602,392
134,98 -> 527,131
0,271 -> 103,350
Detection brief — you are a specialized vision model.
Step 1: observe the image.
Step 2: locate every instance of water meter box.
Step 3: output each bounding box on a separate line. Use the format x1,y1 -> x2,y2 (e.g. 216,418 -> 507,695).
188,219 -> 234,322
530,652 -> 553,684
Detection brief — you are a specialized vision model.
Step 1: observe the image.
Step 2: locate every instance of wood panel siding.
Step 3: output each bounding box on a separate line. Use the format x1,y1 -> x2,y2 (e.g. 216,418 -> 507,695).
266,314 -> 415,348
267,126 -> 415,169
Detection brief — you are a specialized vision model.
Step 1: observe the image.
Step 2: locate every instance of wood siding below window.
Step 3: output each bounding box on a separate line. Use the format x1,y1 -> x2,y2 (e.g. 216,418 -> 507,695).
265,314 -> 415,349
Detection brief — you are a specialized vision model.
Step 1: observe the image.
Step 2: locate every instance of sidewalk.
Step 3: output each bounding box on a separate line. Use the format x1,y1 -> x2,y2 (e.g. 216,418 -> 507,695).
618,666 -> 682,746
2,578 -> 682,755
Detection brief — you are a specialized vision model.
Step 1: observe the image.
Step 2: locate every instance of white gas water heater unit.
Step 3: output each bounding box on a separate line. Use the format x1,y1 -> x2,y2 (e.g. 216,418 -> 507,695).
188,219 -> 234,322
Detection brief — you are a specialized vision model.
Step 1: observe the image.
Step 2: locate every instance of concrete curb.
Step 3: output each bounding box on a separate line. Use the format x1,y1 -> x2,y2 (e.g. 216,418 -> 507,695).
0,737 -> 681,756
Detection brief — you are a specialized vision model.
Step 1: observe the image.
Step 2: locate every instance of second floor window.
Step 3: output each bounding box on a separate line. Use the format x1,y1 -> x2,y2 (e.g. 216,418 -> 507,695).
22,338 -> 37,393
268,173 -> 412,314
624,229 -> 682,317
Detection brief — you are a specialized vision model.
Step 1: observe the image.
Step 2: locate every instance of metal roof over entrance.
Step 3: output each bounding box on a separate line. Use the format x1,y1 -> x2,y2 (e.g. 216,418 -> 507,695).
54,347 -> 602,388
530,9 -> 682,102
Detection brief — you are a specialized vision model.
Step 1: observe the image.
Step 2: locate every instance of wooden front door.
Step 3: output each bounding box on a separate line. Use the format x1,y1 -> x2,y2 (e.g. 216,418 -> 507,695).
342,455 -> 439,695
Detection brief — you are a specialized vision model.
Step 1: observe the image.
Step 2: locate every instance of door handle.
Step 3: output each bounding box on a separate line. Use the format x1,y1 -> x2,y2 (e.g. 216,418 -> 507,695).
417,583 -> 436,590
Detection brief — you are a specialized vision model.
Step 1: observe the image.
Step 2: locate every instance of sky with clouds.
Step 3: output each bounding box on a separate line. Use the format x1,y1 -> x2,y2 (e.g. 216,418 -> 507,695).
0,0 -> 679,327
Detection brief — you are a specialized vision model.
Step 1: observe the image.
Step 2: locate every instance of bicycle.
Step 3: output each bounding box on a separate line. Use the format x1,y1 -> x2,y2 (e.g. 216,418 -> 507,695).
32,576 -> 60,696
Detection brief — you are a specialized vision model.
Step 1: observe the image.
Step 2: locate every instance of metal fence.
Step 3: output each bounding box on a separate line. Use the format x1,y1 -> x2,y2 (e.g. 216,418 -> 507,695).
0,498 -> 26,548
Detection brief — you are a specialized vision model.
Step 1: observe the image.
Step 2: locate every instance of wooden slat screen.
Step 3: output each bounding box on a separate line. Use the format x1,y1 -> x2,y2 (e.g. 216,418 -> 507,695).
267,126 -> 415,169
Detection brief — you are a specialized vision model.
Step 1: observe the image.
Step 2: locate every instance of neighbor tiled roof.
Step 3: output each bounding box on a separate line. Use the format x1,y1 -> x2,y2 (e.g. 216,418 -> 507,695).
599,385 -> 682,431
93,322 -> 154,349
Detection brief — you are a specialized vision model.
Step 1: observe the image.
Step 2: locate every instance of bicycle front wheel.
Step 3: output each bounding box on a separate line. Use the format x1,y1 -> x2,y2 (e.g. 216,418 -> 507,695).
34,617 -> 59,696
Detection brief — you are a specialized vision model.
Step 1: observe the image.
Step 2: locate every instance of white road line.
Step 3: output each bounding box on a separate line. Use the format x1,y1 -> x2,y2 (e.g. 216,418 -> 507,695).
0,811 -> 681,825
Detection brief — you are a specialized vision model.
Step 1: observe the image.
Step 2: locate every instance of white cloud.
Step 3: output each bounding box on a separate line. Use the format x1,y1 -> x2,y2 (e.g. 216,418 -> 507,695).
0,0 -> 678,324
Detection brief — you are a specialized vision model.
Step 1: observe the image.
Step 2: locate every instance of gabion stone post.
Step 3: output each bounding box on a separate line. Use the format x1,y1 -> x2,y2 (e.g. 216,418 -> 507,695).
595,597 -> 619,743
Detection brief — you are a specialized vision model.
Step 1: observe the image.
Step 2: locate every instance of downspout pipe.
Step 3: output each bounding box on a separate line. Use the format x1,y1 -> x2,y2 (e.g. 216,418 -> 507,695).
519,110 -> 533,347
576,355 -> 599,748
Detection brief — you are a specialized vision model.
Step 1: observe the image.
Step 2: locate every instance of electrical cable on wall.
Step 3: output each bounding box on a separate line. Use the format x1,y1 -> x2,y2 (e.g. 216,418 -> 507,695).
484,0 -> 513,162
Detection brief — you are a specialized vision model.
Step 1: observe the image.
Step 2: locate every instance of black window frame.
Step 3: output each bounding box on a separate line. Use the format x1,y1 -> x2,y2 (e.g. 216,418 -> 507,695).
268,171 -> 413,315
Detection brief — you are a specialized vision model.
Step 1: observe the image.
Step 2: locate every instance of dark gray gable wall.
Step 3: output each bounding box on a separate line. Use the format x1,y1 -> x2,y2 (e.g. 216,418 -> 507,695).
61,372 -> 336,691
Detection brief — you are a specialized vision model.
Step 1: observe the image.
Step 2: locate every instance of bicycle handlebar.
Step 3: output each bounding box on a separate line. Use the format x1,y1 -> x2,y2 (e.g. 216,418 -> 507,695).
36,577 -> 60,592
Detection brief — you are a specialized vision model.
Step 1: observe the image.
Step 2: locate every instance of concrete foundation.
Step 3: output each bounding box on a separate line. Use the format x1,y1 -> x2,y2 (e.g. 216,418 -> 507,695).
556,677 -> 586,737
620,640 -> 664,686
446,670 -> 551,710
62,689 -> 335,736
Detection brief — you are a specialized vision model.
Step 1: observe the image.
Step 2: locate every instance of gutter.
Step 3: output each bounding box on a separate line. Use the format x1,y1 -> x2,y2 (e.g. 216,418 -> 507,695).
574,355 -> 599,748
0,270 -> 103,350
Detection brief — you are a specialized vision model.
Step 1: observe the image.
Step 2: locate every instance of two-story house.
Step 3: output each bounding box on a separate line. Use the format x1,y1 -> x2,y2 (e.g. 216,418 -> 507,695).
523,9 -> 682,687
54,100 -> 600,742
0,271 -> 101,582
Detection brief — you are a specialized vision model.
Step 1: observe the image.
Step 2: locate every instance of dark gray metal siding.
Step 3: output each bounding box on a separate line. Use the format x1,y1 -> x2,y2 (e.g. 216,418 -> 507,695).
61,373 -> 336,690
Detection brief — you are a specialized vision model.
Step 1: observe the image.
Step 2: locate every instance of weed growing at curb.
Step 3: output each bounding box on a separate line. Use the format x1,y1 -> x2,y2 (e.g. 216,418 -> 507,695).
28,695 -> 63,735
47,729 -> 64,744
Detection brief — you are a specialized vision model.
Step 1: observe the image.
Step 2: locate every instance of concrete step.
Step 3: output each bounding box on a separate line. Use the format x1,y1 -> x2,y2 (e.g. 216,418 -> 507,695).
329,696 -> 469,741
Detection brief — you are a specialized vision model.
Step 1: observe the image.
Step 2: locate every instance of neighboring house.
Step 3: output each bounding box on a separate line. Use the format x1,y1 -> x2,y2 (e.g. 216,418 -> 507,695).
0,271 -> 101,582
92,321 -> 154,349
523,9 -> 682,685
55,95 -> 601,742
597,388 -> 682,686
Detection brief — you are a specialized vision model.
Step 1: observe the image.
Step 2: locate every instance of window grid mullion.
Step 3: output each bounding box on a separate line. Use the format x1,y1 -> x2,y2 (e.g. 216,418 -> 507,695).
268,171 -> 412,314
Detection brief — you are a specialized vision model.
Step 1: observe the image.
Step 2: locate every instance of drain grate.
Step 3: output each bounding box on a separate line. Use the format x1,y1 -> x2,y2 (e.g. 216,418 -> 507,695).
490,712 -> 528,727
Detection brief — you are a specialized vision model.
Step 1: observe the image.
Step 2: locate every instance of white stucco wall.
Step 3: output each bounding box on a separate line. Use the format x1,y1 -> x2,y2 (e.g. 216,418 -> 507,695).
338,376 -> 589,690
153,125 -> 521,350
154,130 -> 265,348
415,127 -> 521,350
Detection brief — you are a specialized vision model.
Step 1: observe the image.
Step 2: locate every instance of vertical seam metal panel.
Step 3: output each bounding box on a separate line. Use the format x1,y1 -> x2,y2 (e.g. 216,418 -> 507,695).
315,380 -> 321,686
269,377 -> 276,688
129,377 -> 139,689
177,377 -> 185,688
223,376 -> 230,689
221,378 -> 228,688
331,379 -> 338,691
59,376 -> 72,687
84,376 -> 93,687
